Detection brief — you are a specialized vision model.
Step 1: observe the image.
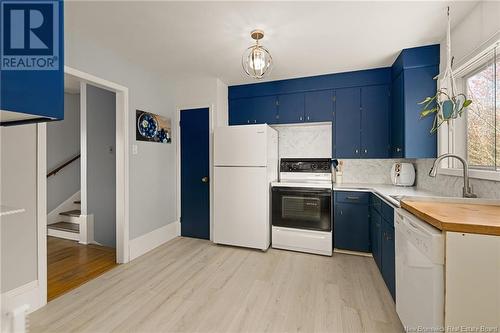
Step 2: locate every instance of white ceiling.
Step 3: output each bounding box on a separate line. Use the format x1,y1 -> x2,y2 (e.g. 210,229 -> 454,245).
66,1 -> 478,86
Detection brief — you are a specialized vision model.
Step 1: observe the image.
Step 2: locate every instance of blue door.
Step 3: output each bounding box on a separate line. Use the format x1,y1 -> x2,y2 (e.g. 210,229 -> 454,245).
278,93 -> 305,124
361,85 -> 390,158
305,90 -> 333,122
181,108 -> 210,239
334,87 -> 361,158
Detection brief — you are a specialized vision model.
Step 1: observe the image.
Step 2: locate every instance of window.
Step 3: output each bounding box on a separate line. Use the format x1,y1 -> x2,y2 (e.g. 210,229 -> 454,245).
464,50 -> 499,169
439,41 -> 500,181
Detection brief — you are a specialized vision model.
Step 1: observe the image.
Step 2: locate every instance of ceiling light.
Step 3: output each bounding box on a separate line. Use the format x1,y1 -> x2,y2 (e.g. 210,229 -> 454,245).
242,29 -> 273,79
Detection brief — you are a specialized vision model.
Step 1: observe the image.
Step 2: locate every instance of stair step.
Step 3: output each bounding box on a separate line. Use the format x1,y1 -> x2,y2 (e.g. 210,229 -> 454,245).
74,200 -> 81,204
60,209 -> 81,217
48,222 -> 79,233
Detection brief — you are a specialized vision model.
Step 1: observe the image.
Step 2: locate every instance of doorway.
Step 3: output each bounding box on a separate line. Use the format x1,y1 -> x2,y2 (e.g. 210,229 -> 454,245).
37,66 -> 130,306
180,108 -> 210,240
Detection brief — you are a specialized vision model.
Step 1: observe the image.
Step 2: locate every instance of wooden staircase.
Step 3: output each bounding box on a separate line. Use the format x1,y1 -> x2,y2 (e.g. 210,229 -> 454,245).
47,201 -> 82,242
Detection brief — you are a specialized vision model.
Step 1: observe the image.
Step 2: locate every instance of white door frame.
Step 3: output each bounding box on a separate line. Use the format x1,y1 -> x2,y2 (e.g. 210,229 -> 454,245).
176,105 -> 214,240
37,65 -> 130,305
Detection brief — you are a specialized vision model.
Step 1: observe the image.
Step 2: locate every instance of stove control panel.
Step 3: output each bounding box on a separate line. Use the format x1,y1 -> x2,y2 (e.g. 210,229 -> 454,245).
280,158 -> 332,173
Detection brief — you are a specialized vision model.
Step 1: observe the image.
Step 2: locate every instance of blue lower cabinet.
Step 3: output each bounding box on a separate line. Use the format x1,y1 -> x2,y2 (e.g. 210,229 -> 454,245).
277,93 -> 305,124
370,205 -> 382,270
334,191 -> 370,253
381,217 -> 396,300
304,90 -> 333,122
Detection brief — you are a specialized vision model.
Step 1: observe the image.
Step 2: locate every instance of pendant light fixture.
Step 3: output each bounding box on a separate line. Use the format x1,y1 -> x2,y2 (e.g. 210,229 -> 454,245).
242,29 -> 273,79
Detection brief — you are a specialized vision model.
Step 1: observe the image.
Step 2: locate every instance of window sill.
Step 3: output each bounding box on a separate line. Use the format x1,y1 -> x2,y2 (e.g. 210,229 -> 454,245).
439,168 -> 500,182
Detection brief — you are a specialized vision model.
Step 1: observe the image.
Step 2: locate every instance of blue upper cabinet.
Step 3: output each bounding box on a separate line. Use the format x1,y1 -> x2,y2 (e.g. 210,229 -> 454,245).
335,87 -> 361,158
0,0 -> 64,126
361,85 -> 390,158
229,96 -> 277,125
390,44 -> 439,158
304,90 -> 334,122
277,93 -> 305,123
253,96 -> 278,124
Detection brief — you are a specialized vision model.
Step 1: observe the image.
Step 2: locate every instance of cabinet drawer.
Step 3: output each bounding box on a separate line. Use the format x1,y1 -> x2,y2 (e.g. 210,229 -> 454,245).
381,201 -> 394,225
370,194 -> 382,212
335,191 -> 369,205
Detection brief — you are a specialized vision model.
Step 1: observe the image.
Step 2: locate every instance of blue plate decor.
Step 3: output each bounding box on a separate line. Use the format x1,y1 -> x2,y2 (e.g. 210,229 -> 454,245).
137,112 -> 158,138
136,110 -> 172,144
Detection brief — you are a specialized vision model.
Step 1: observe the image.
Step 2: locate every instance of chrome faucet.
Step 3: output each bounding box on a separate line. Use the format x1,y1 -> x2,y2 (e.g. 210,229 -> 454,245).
429,153 -> 477,198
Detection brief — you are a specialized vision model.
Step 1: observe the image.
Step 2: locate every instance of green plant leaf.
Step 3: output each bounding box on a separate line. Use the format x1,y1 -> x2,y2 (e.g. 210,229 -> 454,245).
418,96 -> 435,105
420,107 -> 438,118
463,99 -> 472,108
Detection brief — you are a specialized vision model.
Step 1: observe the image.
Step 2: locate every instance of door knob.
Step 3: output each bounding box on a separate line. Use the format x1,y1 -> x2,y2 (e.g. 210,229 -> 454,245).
201,176 -> 209,183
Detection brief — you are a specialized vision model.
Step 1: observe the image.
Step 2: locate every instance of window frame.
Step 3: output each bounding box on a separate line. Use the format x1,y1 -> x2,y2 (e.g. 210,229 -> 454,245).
437,38 -> 500,182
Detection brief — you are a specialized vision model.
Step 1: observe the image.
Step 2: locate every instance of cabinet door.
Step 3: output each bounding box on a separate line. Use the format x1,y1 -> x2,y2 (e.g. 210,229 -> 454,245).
277,93 -> 305,124
229,98 -> 253,125
334,202 -> 370,252
391,73 -> 404,157
370,206 -> 382,270
381,218 -> 396,300
361,85 -> 390,158
334,87 -> 361,158
305,90 -> 333,122
253,96 -> 278,124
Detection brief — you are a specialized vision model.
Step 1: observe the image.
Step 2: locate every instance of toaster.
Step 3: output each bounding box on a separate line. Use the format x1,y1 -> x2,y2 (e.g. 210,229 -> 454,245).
390,162 -> 415,186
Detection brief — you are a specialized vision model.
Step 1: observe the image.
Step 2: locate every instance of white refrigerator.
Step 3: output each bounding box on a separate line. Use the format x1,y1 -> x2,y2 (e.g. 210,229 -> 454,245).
213,124 -> 278,250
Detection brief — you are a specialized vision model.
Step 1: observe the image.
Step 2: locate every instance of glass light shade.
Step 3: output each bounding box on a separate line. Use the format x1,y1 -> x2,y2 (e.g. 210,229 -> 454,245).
242,44 -> 273,79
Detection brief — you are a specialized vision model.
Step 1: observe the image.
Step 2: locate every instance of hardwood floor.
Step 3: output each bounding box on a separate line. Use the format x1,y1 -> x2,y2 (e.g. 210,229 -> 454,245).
47,236 -> 117,301
32,237 -> 403,333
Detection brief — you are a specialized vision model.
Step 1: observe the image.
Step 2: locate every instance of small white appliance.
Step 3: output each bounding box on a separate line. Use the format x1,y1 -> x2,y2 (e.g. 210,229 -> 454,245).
271,158 -> 332,256
213,124 -> 278,251
391,162 -> 415,186
395,209 -> 444,330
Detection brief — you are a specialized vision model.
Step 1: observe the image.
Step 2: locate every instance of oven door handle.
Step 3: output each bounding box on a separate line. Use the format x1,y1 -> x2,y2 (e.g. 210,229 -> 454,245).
272,187 -> 332,195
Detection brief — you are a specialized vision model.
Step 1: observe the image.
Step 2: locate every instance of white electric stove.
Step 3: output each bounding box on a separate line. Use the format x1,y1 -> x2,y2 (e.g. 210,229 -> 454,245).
271,158 -> 333,256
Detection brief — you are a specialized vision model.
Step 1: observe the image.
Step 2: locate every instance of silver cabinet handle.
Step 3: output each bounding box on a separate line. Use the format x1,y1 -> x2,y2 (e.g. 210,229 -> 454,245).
355,149 -> 359,154
307,116 -> 310,121
299,116 -> 303,121
201,176 -> 209,183
346,196 -> 359,200
247,120 -> 250,124
364,149 -> 368,154
396,147 -> 401,152
254,120 -> 257,123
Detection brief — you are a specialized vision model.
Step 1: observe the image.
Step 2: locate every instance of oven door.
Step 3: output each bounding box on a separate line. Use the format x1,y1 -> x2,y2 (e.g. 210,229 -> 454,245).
272,187 -> 332,231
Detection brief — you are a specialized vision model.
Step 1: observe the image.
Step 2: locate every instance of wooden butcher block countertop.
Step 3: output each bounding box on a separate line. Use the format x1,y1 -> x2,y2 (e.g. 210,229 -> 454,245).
401,200 -> 500,236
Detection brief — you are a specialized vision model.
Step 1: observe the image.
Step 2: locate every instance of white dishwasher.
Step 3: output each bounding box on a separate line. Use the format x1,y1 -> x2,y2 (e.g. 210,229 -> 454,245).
395,209 -> 445,331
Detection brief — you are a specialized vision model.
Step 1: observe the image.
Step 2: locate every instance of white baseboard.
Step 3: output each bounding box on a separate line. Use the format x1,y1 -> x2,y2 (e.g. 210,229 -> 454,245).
1,280 -> 43,333
79,214 -> 94,245
129,221 -> 180,261
47,191 -> 80,225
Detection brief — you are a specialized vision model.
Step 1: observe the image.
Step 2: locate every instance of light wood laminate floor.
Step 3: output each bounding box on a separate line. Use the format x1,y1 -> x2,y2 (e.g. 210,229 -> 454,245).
47,236 -> 117,301
31,237 -> 403,333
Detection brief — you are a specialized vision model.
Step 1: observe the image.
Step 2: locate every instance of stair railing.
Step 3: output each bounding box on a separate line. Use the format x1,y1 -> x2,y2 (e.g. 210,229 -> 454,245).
47,153 -> 80,178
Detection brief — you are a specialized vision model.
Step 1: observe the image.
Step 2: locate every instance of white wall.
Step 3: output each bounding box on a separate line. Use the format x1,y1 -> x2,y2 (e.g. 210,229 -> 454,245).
0,125 -> 38,293
86,85 -> 116,247
47,93 -> 80,213
65,2 -> 178,240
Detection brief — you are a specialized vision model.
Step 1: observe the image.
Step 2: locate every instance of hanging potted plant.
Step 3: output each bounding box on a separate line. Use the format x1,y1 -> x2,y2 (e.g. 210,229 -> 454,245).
419,7 -> 472,133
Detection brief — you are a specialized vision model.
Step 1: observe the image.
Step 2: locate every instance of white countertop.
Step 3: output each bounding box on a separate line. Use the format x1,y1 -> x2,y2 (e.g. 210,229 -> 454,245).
0,205 -> 26,217
332,183 -> 439,207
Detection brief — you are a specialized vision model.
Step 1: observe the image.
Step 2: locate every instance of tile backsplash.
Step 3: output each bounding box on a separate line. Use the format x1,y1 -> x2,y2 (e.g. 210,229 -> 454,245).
273,123 -> 331,159
339,159 -> 413,184
415,159 -> 500,199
